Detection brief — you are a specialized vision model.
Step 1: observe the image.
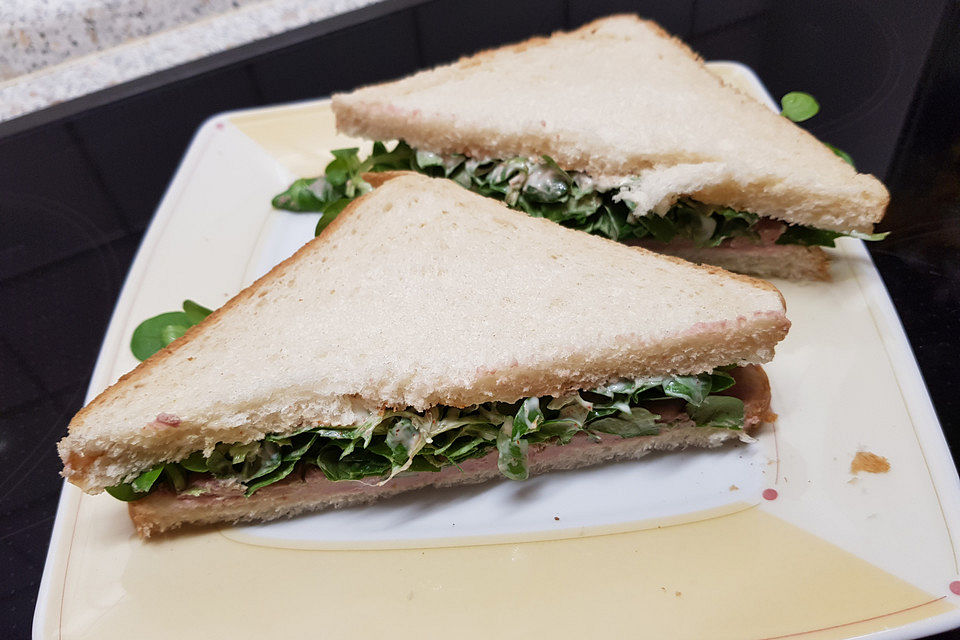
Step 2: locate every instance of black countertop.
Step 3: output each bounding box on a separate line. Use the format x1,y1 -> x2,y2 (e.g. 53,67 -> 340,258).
2,1 -> 959,637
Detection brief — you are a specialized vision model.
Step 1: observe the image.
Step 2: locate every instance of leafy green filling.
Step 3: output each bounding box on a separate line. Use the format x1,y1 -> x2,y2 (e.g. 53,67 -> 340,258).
270,141 -> 885,246
105,368 -> 745,502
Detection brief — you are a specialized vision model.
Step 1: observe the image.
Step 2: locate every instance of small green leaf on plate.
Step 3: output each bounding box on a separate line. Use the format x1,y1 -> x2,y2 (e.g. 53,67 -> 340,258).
130,311 -> 192,361
271,177 -> 327,212
780,91 -> 820,122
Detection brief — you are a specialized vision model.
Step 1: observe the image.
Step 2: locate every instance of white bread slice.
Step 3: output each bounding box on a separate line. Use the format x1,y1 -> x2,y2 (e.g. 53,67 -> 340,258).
367,172 -> 830,281
59,174 -> 789,494
333,15 -> 888,234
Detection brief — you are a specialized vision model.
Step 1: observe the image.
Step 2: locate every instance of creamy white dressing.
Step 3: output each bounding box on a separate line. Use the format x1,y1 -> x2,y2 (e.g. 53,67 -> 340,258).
415,147 -> 720,220
524,164 -> 570,200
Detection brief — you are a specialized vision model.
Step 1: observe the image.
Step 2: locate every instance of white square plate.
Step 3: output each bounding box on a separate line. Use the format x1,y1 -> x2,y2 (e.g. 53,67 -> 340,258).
34,63 -> 960,639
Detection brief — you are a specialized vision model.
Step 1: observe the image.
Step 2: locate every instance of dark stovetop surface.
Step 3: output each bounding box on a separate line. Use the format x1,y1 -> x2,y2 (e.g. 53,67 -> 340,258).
2,1 -> 959,637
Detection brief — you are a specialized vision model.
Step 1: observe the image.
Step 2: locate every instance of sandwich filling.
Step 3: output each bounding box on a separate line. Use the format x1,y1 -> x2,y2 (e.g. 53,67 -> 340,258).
106,366 -> 763,503
272,141 -> 886,247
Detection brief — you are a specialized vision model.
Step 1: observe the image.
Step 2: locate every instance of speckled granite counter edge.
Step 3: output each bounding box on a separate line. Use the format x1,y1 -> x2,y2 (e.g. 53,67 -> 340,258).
0,0 -> 381,124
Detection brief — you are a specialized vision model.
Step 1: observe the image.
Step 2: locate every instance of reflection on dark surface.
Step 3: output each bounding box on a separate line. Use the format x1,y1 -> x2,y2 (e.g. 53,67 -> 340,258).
873,2 -> 960,462
1,1 -> 959,636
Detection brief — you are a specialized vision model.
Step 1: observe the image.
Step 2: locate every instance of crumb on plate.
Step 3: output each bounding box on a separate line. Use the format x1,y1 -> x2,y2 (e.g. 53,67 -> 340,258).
851,451 -> 890,474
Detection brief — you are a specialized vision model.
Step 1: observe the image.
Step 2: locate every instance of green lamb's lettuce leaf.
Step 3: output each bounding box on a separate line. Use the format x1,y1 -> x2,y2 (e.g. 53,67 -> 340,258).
522,157 -> 571,203
709,370 -> 737,394
130,312 -> 190,361
163,464 -> 188,492
496,398 -> 544,480
314,198 -> 354,234
229,442 -> 260,465
824,143 -> 856,168
776,225 -> 843,247
385,418 -> 422,467
780,91 -> 820,122
661,374 -> 712,406
325,148 -> 360,185
241,441 -> 283,482
270,142 -> 421,230
587,407 -> 660,437
271,178 -> 330,212
512,397 -> 544,439
182,299 -> 212,325
415,149 -> 444,169
205,446 -> 234,477
848,230 -> 890,242
496,426 -> 530,480
131,465 -> 163,492
179,451 -> 209,472
536,417 -> 585,445
282,433 -> 319,462
271,139 -> 884,249
316,444 -> 391,482
104,483 -> 142,502
776,225 -> 889,247
779,91 -> 857,167
105,464 -> 165,501
105,368 -> 756,502
685,396 -> 745,429
130,300 -> 213,361
245,461 -> 297,497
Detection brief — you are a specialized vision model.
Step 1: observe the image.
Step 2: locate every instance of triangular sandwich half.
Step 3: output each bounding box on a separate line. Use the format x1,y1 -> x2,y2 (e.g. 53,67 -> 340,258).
321,15 -> 888,280
59,174 -> 790,537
